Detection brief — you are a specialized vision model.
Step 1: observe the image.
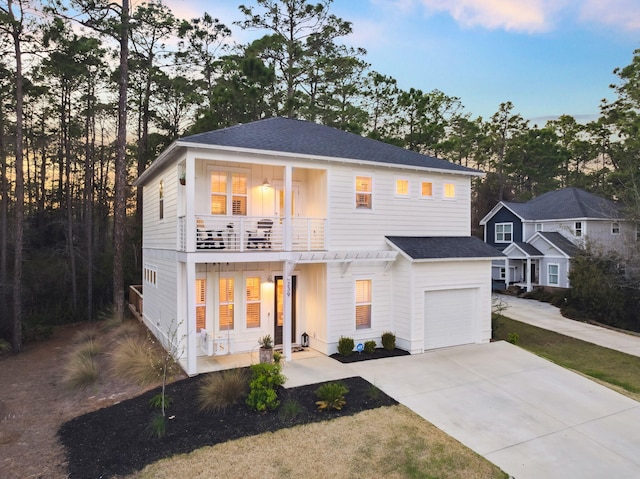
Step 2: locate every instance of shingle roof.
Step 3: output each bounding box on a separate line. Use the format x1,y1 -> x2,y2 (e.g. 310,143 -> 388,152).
179,117 -> 480,175
511,242 -> 543,256
537,231 -> 582,257
503,187 -> 623,220
386,236 -> 504,260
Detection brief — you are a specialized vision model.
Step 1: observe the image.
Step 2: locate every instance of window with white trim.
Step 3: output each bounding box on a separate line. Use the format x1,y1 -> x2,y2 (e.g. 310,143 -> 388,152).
548,264 -> 559,285
355,279 -> 372,330
421,181 -> 433,198
535,223 -> 543,232
219,277 -> 234,330
195,278 -> 206,331
495,222 -> 513,243
395,178 -> 409,197
612,222 -> 620,235
499,267 -> 506,280
245,276 -> 261,329
355,176 -> 372,209
575,222 -> 582,236
443,183 -> 455,198
210,172 -> 247,215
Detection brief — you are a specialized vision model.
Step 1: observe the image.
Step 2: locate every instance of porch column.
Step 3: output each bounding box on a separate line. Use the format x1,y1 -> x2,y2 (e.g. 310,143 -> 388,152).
504,258 -> 510,289
526,257 -> 532,292
284,165 -> 293,252
185,152 -> 196,252
283,260 -> 294,361
185,259 -> 198,376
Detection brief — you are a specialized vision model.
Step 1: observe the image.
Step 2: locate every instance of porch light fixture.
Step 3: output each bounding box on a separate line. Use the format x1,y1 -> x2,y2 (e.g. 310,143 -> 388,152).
267,274 -> 274,283
262,178 -> 271,189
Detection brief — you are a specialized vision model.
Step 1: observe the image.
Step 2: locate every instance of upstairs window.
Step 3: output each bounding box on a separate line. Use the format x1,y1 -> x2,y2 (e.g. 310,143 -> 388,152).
356,176 -> 372,209
245,276 -> 261,329
443,183 -> 455,198
421,181 -> 433,198
612,222 -> 620,235
355,279 -> 372,330
535,223 -> 543,232
495,223 -> 513,243
159,180 -> 164,220
210,172 -> 247,215
575,222 -> 582,237
395,179 -> 409,197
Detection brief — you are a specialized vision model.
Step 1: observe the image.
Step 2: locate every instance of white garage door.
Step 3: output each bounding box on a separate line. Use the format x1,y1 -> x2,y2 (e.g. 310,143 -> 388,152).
424,288 -> 477,350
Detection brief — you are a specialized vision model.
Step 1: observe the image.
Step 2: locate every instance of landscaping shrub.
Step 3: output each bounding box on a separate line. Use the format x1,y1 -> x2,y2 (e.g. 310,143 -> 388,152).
315,382 -> 349,411
507,332 -> 519,345
198,368 -> 249,412
337,336 -> 354,356
63,354 -> 99,389
363,340 -> 376,354
381,332 -> 396,351
149,393 -> 174,410
278,399 -> 303,420
111,335 -> 164,386
246,363 -> 286,412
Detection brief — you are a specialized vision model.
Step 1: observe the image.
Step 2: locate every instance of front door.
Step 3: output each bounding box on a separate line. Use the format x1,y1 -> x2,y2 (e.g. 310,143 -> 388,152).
274,276 -> 297,346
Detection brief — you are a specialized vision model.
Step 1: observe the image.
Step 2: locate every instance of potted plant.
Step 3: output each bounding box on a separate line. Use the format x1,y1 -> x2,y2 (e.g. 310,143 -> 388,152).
258,335 -> 273,364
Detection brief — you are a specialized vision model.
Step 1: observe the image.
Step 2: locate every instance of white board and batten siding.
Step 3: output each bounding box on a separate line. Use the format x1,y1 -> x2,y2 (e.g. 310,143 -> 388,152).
327,164 -> 472,251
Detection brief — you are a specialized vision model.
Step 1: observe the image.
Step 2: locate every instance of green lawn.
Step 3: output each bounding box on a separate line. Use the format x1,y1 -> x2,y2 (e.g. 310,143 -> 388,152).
493,314 -> 640,398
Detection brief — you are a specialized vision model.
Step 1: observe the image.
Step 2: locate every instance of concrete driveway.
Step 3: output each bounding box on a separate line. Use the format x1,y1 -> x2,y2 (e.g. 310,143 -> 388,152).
343,342 -> 640,479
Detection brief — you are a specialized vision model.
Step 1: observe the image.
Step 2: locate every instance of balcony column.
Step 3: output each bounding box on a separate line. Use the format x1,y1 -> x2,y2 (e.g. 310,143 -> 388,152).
185,152 -> 196,252
283,260 -> 294,362
185,259 -> 198,375
284,165 -> 292,251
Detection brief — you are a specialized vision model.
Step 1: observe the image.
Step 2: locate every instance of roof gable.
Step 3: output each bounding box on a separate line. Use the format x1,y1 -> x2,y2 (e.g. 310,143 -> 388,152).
178,118 -> 480,175
532,231 -> 581,257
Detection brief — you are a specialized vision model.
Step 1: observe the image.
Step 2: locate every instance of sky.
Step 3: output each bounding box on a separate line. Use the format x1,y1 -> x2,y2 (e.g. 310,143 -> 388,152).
162,0 -> 640,125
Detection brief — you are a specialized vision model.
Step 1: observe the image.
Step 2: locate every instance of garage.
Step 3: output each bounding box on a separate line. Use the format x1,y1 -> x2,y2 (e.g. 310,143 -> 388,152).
424,288 -> 477,350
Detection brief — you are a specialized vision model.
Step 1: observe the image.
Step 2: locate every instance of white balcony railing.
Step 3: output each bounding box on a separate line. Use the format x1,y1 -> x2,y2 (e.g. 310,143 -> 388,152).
179,215 -> 326,252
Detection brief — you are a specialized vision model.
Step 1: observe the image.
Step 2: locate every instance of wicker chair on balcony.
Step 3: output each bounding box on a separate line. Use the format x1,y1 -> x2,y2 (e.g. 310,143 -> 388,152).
247,219 -> 273,249
196,219 -> 224,249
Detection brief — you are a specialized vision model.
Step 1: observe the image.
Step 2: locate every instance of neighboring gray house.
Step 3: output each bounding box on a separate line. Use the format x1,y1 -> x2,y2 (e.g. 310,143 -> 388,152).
480,187 -> 635,291
131,117 -> 502,376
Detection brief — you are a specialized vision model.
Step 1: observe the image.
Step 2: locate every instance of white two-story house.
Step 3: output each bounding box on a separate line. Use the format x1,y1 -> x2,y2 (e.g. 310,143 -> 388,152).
131,118 -> 502,376
480,187 -> 635,291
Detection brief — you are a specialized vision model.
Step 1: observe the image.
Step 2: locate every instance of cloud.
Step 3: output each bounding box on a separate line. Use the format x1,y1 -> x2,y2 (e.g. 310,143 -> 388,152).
578,0 -> 640,31
416,0 -> 562,32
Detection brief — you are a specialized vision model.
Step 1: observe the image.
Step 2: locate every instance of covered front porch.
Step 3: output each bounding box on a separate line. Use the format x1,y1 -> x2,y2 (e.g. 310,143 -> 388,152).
494,242 -> 543,292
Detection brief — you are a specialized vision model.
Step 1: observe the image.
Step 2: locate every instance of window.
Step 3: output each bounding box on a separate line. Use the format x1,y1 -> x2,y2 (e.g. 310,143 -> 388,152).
575,222 -> 582,237
395,179 -> 409,196
355,279 -> 372,330
144,264 -> 158,287
548,264 -> 559,285
495,223 -> 513,243
535,223 -> 543,232
219,277 -> 234,330
499,267 -> 506,280
245,276 -> 261,329
159,180 -> 164,220
421,181 -> 433,197
355,176 -> 372,209
195,279 -> 206,331
443,183 -> 455,198
210,172 -> 247,215
612,222 -> 620,235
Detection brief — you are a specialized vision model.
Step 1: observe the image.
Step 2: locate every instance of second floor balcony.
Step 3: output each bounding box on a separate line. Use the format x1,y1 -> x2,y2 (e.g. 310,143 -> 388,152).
179,215 -> 327,253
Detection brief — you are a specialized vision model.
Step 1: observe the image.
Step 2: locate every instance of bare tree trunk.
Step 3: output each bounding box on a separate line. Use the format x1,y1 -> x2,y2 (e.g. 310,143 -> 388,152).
8,0 -> 25,352
63,86 -> 77,311
0,84 -> 7,335
113,0 -> 129,321
84,81 -> 95,321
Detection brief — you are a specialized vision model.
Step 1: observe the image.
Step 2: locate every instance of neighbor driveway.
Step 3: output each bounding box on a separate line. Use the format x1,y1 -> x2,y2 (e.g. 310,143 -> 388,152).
284,342 -> 640,479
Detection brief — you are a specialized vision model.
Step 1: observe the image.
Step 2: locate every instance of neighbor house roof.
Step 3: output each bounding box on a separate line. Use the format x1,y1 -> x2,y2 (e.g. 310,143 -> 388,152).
501,187 -> 623,221
386,236 -> 504,261
509,242 -> 543,256
536,231 -> 582,257
137,118 -> 483,185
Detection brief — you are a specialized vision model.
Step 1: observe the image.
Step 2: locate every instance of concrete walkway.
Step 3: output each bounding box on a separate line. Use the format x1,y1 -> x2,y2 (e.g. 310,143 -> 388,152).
497,294 -> 640,357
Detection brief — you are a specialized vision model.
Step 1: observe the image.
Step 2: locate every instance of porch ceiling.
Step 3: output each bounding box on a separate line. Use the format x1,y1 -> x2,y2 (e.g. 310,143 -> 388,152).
294,250 -> 398,264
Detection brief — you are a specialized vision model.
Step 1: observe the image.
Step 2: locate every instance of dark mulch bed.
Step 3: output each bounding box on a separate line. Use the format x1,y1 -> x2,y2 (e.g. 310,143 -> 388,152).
58,375 -> 397,479
329,347 -> 410,363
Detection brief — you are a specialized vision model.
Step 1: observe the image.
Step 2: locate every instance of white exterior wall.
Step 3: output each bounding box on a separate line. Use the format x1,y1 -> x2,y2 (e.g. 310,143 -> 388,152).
142,168 -> 180,250
390,257 -> 413,351
408,260 -> 492,350
325,262 -> 394,355
297,263 -> 328,352
328,164 -> 471,250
